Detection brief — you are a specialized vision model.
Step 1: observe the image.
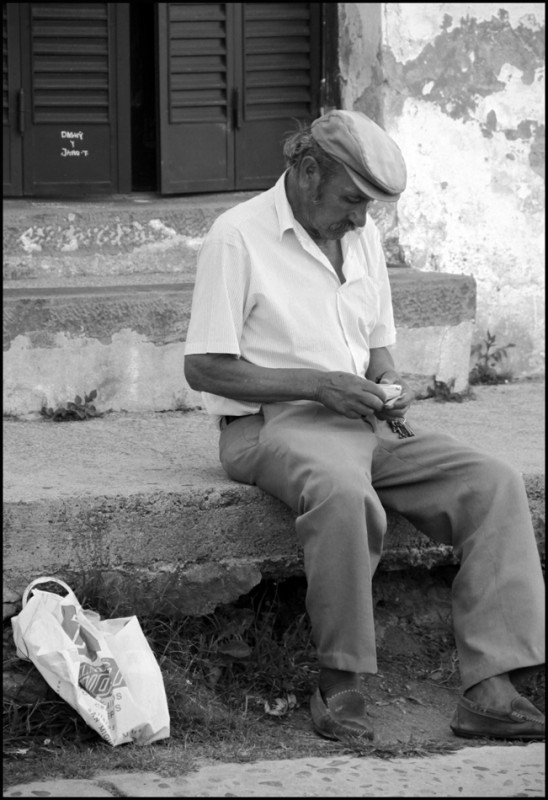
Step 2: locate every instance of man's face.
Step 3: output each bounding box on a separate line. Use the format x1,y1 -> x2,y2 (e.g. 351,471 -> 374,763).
304,165 -> 373,241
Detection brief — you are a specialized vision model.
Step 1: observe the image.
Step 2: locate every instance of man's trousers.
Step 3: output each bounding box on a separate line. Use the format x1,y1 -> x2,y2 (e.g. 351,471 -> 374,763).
218,402 -> 545,690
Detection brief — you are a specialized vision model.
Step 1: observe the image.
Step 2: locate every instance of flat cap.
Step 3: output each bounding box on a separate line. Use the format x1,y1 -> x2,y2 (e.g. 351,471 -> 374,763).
311,110 -> 407,202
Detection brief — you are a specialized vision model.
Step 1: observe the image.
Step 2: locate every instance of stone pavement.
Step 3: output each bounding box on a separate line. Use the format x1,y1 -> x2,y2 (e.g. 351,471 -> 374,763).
3,744 -> 545,797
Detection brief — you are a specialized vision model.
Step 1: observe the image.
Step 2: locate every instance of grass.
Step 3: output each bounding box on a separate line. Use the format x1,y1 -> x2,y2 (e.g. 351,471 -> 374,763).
3,574 -> 545,789
3,577 -> 330,786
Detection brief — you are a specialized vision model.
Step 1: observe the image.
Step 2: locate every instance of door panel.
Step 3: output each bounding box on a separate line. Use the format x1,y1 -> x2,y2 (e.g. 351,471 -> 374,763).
3,4 -> 23,196
158,2 -> 320,195
158,3 -> 235,193
18,2 -> 130,196
235,2 -> 320,189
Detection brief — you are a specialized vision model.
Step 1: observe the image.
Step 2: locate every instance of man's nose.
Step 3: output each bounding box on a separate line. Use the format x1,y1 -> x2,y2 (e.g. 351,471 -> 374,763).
349,202 -> 369,228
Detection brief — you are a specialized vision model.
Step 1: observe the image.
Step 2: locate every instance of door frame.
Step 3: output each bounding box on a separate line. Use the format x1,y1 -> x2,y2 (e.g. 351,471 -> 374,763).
320,2 -> 340,112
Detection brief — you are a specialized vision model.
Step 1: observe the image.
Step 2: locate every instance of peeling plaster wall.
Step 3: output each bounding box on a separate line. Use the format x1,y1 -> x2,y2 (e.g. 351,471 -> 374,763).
339,3 -> 545,375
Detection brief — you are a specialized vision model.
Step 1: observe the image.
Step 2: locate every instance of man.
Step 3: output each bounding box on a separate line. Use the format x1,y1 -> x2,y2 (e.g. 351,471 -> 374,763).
184,110 -> 545,742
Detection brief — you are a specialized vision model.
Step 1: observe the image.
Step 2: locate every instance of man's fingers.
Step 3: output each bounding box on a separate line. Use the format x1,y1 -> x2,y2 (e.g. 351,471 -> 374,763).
318,373 -> 388,417
356,391 -> 384,413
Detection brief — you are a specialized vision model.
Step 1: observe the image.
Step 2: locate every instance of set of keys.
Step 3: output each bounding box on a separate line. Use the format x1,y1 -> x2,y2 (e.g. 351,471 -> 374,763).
387,417 -> 415,438
377,383 -> 415,439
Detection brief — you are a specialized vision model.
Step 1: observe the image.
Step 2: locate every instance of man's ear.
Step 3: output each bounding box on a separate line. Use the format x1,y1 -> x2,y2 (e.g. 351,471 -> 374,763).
297,155 -> 321,193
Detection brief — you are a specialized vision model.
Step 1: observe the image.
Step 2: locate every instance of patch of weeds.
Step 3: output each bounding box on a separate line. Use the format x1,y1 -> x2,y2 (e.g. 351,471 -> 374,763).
3,696 -> 98,749
9,573 -> 541,789
425,378 -> 476,403
426,648 -> 460,687
469,330 -> 515,385
148,576 -> 318,725
338,734 -> 464,759
2,734 -> 197,787
3,577 -> 321,783
40,390 -> 103,422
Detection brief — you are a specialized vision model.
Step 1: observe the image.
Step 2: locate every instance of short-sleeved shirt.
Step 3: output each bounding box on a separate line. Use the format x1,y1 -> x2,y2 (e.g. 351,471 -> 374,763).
185,171 -> 397,418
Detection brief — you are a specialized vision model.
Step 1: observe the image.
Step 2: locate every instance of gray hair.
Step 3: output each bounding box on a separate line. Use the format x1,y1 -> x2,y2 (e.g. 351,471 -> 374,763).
282,124 -> 341,183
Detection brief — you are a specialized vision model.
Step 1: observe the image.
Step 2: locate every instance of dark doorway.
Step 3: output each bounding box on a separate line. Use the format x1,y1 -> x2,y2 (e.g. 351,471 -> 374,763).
4,3 -> 337,198
130,3 -> 157,191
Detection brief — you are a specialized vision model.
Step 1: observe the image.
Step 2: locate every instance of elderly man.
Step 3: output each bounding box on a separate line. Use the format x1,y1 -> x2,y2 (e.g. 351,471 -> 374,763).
184,110 -> 544,742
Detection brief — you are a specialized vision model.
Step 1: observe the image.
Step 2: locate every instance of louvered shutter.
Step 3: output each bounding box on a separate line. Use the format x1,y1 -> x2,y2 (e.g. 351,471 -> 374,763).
235,2 -> 320,188
3,4 -> 23,195
19,2 -> 130,195
30,3 -> 110,124
157,2 -> 320,194
244,3 -> 318,120
158,3 -> 235,193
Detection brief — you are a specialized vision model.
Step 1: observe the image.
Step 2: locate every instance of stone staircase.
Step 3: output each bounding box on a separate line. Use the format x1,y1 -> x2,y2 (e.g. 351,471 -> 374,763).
3,193 -> 543,615
3,194 -> 476,417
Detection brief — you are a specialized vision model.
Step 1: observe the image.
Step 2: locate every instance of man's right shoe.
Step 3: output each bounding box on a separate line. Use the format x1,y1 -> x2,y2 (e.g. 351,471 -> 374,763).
450,695 -> 545,740
310,687 -> 375,741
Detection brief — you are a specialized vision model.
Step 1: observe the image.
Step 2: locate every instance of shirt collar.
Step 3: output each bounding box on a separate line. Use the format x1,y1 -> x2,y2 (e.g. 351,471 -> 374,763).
274,171 -> 297,240
273,171 -> 367,281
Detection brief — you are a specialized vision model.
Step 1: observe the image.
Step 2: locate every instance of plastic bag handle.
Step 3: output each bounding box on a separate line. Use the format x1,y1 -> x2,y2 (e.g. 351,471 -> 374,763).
22,577 -> 76,608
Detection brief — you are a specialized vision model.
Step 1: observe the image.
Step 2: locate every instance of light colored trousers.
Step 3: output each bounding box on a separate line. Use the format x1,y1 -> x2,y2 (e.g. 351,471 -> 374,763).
219,402 -> 545,690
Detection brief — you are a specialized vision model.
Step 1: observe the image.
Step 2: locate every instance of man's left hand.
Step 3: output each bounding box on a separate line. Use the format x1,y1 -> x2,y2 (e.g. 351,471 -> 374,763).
375,377 -> 415,420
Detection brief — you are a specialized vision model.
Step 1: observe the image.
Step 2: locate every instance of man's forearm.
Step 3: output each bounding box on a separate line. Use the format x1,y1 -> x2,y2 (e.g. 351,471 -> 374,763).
184,353 -> 387,420
185,353 -> 323,404
365,347 -> 400,384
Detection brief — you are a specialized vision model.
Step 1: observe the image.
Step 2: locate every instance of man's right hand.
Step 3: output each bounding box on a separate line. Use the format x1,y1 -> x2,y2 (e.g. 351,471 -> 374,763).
316,372 -> 386,420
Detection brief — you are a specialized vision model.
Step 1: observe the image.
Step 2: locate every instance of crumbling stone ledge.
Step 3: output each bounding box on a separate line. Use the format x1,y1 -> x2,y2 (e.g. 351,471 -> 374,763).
3,476 -> 543,618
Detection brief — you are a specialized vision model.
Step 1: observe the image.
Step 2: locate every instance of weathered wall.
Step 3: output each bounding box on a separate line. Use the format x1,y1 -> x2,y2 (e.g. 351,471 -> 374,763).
339,3 -> 545,376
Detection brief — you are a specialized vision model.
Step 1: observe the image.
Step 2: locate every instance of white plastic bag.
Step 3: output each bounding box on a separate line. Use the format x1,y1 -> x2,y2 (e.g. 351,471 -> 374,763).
11,577 -> 170,746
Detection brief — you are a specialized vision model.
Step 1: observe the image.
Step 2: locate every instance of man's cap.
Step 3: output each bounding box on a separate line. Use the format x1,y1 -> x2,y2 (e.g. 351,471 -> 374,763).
310,110 -> 407,202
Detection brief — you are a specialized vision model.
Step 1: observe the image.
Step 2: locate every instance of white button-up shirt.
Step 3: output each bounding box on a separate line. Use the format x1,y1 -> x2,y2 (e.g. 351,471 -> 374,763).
185,172 -> 397,417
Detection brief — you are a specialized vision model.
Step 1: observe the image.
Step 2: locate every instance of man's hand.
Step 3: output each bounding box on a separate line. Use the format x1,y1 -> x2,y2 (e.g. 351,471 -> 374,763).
316,372 -> 386,420
375,376 -> 415,420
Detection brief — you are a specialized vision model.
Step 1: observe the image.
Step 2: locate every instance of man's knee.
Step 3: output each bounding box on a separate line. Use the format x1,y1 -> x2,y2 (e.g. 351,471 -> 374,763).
299,467 -> 385,523
471,452 -> 526,498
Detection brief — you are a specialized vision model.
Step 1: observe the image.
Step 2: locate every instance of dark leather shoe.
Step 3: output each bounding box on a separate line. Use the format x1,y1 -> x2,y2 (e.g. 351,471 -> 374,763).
310,688 -> 375,741
450,695 -> 545,740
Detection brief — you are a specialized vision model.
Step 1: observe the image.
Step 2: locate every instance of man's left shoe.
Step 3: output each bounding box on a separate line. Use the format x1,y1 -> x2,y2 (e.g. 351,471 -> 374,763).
450,695 -> 545,740
310,688 -> 375,741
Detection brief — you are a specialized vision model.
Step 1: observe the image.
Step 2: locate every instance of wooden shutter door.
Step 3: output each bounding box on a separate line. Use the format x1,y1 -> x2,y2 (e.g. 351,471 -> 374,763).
3,4 -> 23,196
157,2 -> 321,195
158,3 -> 236,194
19,2 -> 130,195
235,3 -> 320,190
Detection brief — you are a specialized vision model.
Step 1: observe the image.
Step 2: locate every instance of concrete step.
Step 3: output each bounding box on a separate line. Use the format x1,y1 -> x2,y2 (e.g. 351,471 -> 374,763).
3,267 -> 476,416
3,381 -> 544,617
3,196 -> 477,416
3,193 -> 258,284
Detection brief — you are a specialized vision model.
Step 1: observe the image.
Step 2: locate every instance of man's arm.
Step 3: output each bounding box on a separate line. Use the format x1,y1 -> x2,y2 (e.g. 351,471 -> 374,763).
184,353 -> 386,420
